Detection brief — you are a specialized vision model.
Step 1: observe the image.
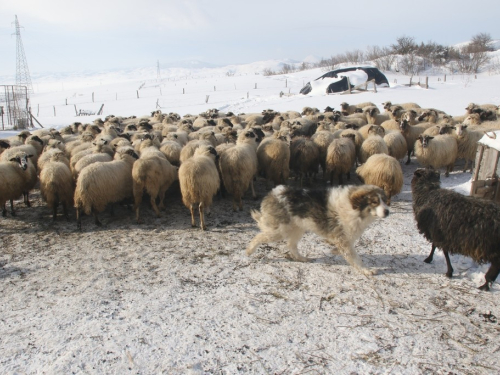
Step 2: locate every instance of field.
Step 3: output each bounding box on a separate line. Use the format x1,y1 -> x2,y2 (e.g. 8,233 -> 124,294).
1,64 -> 500,374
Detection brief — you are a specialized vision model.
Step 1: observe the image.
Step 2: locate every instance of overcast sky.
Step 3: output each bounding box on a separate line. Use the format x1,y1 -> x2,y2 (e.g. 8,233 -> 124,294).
0,0 -> 498,76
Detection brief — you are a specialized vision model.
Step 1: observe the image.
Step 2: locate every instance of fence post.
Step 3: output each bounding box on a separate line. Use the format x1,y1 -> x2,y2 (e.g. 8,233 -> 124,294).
137,90 -> 139,98
285,79 -> 287,88
444,74 -> 446,82
255,83 -> 257,89
247,92 -> 249,99
183,88 -> 185,94
160,88 -> 162,95
74,104 -> 77,116
37,104 -> 39,117
234,84 -> 236,90
205,95 -> 210,103
214,86 -> 216,92
53,106 -> 56,117
425,77 -> 429,89
92,92 -> 94,102
65,98 -> 67,106
373,80 -> 377,93
116,93 -> 118,101
409,76 -> 412,87
347,77 -> 352,94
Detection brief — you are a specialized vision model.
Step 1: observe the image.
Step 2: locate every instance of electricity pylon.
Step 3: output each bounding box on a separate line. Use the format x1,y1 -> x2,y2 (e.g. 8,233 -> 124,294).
14,15 -> 33,93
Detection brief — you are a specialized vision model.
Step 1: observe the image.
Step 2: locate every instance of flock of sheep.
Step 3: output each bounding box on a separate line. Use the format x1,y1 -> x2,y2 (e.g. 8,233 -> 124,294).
1,100 -> 500,233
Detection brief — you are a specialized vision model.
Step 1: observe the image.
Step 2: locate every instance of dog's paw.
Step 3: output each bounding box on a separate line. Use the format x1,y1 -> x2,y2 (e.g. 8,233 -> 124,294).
361,268 -> 378,276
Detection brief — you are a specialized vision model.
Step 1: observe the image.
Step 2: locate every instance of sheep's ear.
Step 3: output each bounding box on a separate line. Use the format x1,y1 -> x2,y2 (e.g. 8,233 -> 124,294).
27,154 -> 34,158
462,125 -> 468,129
92,141 -> 97,145
428,136 -> 434,140
9,157 -> 18,162
103,140 -> 108,145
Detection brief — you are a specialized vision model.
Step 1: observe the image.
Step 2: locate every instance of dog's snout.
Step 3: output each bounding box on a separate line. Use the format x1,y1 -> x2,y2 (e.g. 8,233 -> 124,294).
384,209 -> 390,217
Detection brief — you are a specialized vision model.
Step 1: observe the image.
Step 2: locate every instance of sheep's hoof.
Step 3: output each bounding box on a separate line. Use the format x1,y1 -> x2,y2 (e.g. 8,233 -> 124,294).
423,256 -> 433,264
253,195 -> 258,201
201,225 -> 207,231
445,271 -> 453,278
478,282 -> 491,291
95,221 -> 102,227
362,268 -> 378,276
405,160 -> 411,165
10,211 -> 16,217
2,211 -> 6,217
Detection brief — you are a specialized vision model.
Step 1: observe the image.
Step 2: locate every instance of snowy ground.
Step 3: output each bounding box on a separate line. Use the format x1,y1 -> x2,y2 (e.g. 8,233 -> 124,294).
1,63 -> 500,374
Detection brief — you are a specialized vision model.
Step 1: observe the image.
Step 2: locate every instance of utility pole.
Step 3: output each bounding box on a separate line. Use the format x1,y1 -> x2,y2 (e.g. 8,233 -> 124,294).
14,15 -> 33,93
157,60 -> 161,81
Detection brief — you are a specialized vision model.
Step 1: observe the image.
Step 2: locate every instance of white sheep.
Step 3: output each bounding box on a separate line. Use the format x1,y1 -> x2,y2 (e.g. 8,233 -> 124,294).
74,147 -> 139,229
383,131 -> 407,161
39,153 -> 74,221
178,145 -> 220,230
358,135 -> 389,164
0,151 -> 33,216
311,130 -> 335,179
453,124 -> 484,172
256,137 -> 290,189
364,106 -> 390,125
219,129 -> 261,211
325,134 -> 356,185
289,137 -> 320,187
414,135 -> 458,177
132,148 -> 178,223
356,154 -> 403,205
159,140 -> 182,166
399,115 -> 434,164
180,139 -> 213,163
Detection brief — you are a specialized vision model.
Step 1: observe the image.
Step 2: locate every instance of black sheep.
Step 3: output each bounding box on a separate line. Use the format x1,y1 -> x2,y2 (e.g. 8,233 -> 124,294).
411,168 -> 500,290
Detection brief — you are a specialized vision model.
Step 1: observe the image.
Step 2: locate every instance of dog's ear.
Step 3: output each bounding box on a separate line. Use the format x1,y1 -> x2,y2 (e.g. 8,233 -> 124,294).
349,187 -> 370,211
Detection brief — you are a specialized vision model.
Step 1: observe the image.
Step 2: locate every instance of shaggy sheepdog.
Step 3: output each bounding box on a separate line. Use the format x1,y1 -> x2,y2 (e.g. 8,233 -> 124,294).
246,184 -> 389,275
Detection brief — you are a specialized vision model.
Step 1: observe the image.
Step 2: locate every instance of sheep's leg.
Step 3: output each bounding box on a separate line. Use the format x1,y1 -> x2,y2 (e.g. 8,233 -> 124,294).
250,180 -> 257,200
135,205 -> 142,224
463,160 -> 469,173
190,204 -> 196,227
52,201 -> 59,222
62,202 -> 70,221
479,260 -> 500,291
443,250 -> 454,278
76,207 -> 82,230
150,195 -> 161,218
246,231 -> 284,256
329,171 -> 334,185
405,150 -> 411,165
158,187 -> 167,210
92,208 -> 102,227
338,173 -> 344,186
2,203 -> 7,217
238,196 -> 243,211
23,191 -> 31,207
347,171 -> 351,181
199,202 -> 206,230
10,199 -> 15,216
424,244 -> 436,263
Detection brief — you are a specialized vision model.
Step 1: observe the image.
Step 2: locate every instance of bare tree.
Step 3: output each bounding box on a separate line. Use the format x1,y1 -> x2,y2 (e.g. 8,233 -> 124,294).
391,36 -> 417,55
471,32 -> 493,51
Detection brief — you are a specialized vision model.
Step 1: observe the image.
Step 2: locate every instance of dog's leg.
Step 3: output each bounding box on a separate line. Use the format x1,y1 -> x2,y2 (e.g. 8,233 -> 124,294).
287,229 -> 311,262
246,232 -> 283,256
337,238 -> 376,276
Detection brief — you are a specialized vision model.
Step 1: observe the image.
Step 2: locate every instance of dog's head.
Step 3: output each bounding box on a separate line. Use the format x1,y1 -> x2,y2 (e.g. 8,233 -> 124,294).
349,185 -> 389,219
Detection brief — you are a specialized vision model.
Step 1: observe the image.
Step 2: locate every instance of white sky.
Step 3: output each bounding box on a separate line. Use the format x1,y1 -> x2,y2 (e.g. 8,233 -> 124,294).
0,0 -> 498,76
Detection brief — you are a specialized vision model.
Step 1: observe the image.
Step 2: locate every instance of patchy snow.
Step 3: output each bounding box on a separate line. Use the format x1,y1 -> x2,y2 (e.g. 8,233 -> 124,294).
1,62 -> 500,374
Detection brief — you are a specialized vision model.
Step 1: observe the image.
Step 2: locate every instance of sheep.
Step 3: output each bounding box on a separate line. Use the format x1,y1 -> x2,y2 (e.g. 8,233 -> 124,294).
411,168 -> 500,290
382,101 -> 421,111
73,153 -> 114,180
219,129 -> 261,211
70,139 -> 114,174
356,154 -> 403,205
132,149 -> 178,223
452,124 -> 484,173
358,135 -> 389,164
383,131 -> 408,161
179,139 -> 213,163
399,115 -> 434,164
325,134 -> 356,185
38,148 -> 70,172
340,102 -> 376,115
289,137 -> 320,187
178,145 -> 220,230
74,147 -> 139,229
256,137 -> 290,189
0,140 -> 10,155
364,106 -> 390,125
301,107 -> 320,116
159,140 -> 182,166
338,128 -> 364,162
39,153 -> 74,221
358,124 -> 385,140
6,130 -> 31,147
0,151 -> 33,217
463,114 -> 500,132
414,134 -> 458,177
311,130 -> 336,178
1,135 -> 44,167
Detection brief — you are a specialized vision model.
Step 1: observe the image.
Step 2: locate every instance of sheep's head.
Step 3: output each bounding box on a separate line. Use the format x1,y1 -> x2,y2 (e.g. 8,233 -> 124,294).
368,125 -> 385,137
28,135 -> 44,146
382,101 -> 392,110
438,125 -> 455,135
9,152 -> 31,171
345,123 -> 359,130
463,114 -> 480,125
455,124 -> 468,138
324,106 -> 334,113
341,133 -> 356,142
18,130 -> 31,140
399,119 -> 410,132
412,168 -> 441,189
0,140 -> 11,149
418,134 -> 433,148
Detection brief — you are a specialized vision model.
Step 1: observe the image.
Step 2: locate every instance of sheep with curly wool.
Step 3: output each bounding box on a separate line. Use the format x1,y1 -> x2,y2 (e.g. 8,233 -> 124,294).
132,144 -> 178,223
0,151 -> 33,217
289,137 -> 320,187
356,154 -> 403,205
412,168 -> 500,290
179,145 -> 220,230
325,134 -> 356,185
74,147 -> 139,229
452,124 -> 484,173
256,136 -> 290,189
414,134 -> 457,177
399,115 -> 434,164
39,152 -> 74,221
383,131 -> 407,161
219,129 -> 261,211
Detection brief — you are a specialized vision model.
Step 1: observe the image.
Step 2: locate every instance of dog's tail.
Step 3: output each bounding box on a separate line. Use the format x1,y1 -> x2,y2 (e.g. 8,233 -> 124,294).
250,209 -> 261,223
